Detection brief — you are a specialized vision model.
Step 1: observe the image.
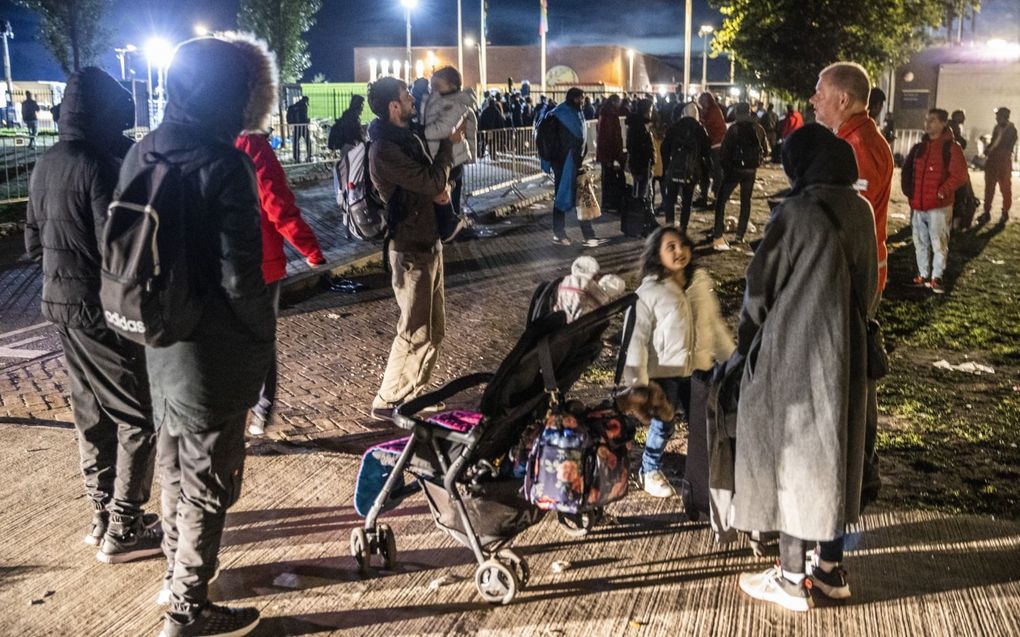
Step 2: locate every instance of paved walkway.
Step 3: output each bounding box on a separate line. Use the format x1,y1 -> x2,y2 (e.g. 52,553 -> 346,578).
2,423 -> 1019,636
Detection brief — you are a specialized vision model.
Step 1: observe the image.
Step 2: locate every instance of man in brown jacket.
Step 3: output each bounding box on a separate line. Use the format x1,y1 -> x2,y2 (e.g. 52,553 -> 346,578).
366,77 -> 463,421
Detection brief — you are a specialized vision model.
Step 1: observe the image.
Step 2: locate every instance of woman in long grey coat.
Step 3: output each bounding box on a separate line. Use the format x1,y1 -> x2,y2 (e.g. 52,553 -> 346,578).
734,124 -> 877,612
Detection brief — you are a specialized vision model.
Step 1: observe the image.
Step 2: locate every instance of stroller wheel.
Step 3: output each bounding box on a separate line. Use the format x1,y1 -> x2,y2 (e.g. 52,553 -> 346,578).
497,548 -> 529,588
556,511 -> 597,538
475,559 -> 519,605
350,527 -> 372,576
378,524 -> 398,570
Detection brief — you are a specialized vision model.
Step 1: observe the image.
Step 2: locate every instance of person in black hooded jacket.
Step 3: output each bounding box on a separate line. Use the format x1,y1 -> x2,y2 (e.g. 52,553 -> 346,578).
25,66 -> 162,562
327,94 -> 366,150
114,33 -> 277,637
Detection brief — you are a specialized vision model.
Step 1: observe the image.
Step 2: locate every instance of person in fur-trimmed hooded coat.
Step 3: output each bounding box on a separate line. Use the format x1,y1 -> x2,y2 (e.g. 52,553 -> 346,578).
115,34 -> 277,634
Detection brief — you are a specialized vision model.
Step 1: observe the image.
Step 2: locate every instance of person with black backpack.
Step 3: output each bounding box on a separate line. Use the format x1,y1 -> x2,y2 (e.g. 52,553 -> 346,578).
712,103 -> 767,250
660,101 -> 712,231
25,67 -> 162,563
110,34 -> 277,637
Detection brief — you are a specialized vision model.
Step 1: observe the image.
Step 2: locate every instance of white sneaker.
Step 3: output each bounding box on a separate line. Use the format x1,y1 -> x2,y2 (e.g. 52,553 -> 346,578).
640,470 -> 676,498
247,413 -> 267,436
581,238 -> 609,248
738,566 -> 813,612
712,237 -> 731,252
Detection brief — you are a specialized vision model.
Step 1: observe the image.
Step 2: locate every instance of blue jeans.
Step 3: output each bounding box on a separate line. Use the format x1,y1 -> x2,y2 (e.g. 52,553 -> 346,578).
640,377 -> 691,474
911,206 -> 951,279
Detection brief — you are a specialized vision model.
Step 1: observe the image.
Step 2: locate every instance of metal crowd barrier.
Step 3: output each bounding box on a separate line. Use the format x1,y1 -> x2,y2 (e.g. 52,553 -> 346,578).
0,134 -> 59,203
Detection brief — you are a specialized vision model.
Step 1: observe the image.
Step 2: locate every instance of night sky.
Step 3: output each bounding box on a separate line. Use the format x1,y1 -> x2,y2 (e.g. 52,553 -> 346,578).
0,0 -> 1017,83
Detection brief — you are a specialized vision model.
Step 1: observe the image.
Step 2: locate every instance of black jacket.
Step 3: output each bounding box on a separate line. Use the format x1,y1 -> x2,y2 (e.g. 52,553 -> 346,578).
328,109 -> 365,150
661,117 -> 712,181
119,36 -> 277,429
25,67 -> 134,329
626,112 -> 654,176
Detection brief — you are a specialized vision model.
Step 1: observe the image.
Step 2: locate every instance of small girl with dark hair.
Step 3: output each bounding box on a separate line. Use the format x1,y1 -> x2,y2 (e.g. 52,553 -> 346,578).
624,226 -> 734,498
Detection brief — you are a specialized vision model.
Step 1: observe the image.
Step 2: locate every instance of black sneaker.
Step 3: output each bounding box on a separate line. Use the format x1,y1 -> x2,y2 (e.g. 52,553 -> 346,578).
160,602 -> 259,637
96,513 -> 164,564
806,552 -> 851,599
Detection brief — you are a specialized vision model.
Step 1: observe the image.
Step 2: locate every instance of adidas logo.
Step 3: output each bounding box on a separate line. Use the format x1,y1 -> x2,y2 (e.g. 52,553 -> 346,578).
104,310 -> 146,334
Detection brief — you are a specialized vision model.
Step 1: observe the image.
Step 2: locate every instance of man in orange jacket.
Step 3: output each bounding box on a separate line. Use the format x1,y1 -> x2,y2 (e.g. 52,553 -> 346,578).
811,62 -> 893,295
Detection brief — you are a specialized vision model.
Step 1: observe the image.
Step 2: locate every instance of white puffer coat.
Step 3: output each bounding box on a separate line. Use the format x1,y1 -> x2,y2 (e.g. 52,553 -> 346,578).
624,268 -> 734,386
422,88 -> 478,167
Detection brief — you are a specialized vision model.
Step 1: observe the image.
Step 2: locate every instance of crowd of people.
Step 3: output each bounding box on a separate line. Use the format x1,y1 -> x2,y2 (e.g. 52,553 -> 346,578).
20,23 -> 1018,636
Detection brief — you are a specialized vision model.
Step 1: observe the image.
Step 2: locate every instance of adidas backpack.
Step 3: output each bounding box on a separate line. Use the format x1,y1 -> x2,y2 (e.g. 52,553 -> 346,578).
99,149 -> 204,347
333,141 -> 387,241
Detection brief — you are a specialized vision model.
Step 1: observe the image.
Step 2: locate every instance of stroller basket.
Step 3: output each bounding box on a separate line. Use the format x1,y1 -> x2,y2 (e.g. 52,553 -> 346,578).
420,478 -> 545,550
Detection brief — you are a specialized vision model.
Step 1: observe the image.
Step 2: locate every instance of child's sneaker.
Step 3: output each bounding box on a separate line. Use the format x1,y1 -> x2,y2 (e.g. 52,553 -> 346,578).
738,565 -> 812,612
805,551 -> 851,600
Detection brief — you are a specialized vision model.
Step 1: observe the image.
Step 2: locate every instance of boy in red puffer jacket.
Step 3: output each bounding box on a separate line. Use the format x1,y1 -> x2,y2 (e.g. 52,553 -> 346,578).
901,108 -> 967,294
236,131 -> 326,433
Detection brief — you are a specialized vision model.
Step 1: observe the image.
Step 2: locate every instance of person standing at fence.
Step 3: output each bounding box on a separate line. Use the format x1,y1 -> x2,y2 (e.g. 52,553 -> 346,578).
980,107 -> 1017,224
117,34 -> 278,636
549,88 -> 608,247
366,76 -> 461,422
596,94 -> 626,214
328,95 -> 366,150
22,90 -> 40,148
235,129 -> 326,435
25,66 -> 161,562
423,66 -> 477,219
286,95 -> 311,162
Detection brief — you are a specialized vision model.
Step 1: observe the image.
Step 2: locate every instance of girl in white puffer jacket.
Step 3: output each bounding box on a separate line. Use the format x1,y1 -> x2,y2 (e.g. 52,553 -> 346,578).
624,227 -> 734,498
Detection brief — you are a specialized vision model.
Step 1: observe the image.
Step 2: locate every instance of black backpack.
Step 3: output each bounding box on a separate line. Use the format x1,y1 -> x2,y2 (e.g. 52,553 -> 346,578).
666,127 -> 702,185
730,122 -> 762,169
536,113 -> 563,162
100,150 -> 203,346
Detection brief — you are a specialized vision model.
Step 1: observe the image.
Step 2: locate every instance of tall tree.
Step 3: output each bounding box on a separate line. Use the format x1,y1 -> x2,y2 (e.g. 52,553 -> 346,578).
710,0 -> 973,99
237,0 -> 323,84
16,0 -> 112,74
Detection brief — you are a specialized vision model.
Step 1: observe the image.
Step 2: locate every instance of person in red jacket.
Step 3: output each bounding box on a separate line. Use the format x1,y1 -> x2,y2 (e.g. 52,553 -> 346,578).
235,131 -> 326,434
778,105 -> 804,140
695,92 -> 727,207
902,109 -> 968,294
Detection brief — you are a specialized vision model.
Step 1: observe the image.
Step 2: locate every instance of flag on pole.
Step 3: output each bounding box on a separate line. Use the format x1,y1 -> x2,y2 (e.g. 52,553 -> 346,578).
540,0 -> 549,36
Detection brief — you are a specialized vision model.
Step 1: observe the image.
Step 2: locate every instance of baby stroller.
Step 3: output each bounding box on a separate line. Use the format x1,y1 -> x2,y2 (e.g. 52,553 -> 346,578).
350,292 -> 637,604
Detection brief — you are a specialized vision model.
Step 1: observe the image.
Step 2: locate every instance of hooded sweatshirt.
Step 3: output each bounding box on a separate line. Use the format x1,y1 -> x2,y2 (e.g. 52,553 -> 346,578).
25,66 -> 134,328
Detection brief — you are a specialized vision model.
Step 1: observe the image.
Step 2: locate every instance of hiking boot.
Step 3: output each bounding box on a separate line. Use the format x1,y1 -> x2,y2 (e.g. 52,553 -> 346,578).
930,277 -> 945,294
738,565 -> 812,612
157,559 -> 221,606
370,407 -> 395,423
805,551 -> 851,600
581,237 -> 609,248
159,602 -> 259,637
96,513 -> 164,564
551,235 -> 572,246
640,470 -> 675,498
911,275 -> 930,287
712,237 -> 731,252
84,501 -> 109,547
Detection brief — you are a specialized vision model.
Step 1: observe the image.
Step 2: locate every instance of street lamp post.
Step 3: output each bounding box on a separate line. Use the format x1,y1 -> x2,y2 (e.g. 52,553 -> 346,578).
698,25 -> 713,89
457,0 -> 463,74
682,0 -> 692,97
401,0 -> 418,84
626,49 -> 635,93
464,37 -> 481,95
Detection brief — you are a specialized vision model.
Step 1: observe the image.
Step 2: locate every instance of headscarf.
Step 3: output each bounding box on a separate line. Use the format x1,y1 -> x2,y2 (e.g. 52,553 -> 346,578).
781,123 -> 858,197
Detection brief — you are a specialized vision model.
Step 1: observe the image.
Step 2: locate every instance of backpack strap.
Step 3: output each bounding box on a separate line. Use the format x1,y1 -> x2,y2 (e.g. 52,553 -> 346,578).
613,304 -> 637,391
